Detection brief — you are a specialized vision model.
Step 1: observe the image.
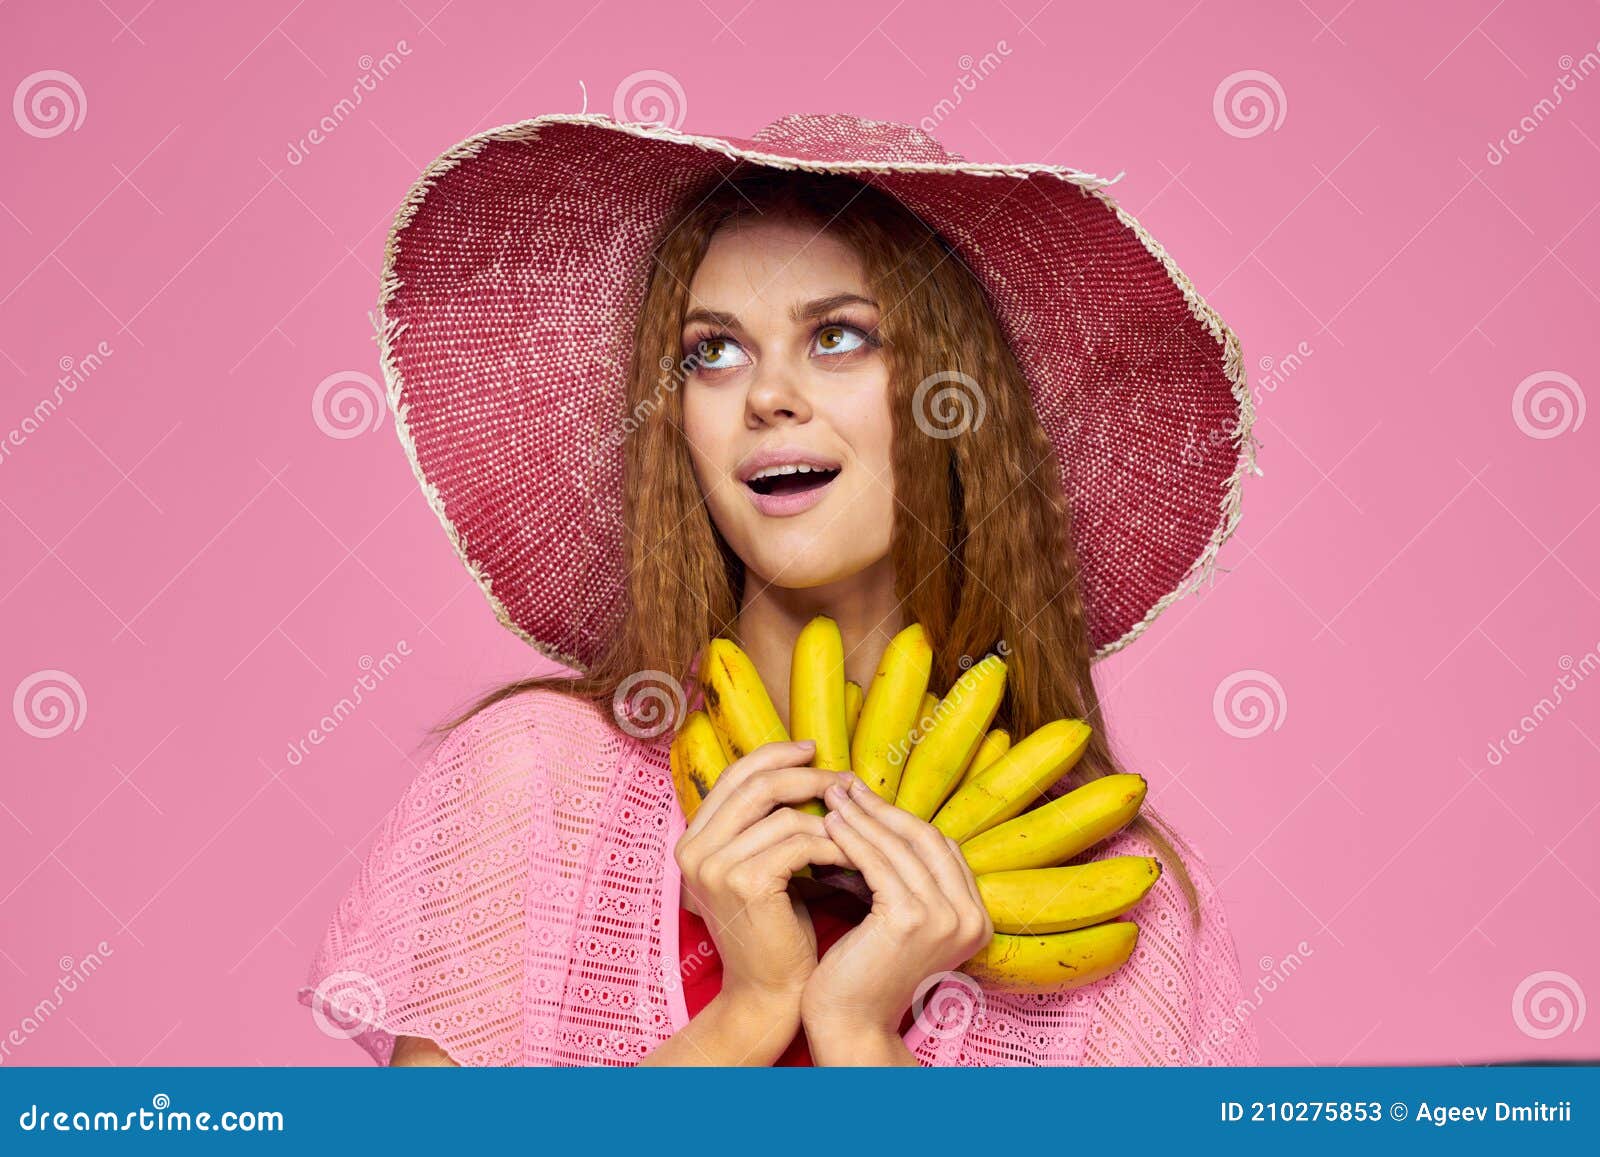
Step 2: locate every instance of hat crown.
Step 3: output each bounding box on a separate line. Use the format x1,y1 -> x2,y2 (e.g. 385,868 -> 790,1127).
749,112 -> 964,165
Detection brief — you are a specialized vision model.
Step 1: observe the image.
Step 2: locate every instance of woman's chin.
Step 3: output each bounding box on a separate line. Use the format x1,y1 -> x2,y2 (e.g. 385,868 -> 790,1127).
741,550 -> 881,592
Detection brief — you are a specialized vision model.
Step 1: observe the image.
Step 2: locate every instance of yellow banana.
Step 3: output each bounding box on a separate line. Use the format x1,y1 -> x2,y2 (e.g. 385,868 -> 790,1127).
668,710 -> 728,823
894,655 -> 1008,820
960,921 -> 1139,993
699,639 -> 821,870
957,728 -> 1011,789
843,680 -> 863,742
900,690 -> 940,770
701,637 -> 789,758
976,856 -> 1161,934
788,615 -> 847,818
850,623 -> 932,802
959,772 -> 1147,875
931,718 -> 1092,843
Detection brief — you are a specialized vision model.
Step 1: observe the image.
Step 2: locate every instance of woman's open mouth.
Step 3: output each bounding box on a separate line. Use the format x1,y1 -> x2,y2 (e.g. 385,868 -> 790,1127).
742,464 -> 842,517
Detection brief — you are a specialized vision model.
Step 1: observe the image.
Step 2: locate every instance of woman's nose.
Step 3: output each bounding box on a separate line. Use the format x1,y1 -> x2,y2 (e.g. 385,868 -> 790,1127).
745,363 -> 811,425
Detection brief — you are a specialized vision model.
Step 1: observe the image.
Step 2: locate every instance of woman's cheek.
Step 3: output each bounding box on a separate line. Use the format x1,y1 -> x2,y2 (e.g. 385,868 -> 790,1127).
679,394 -> 724,496
846,473 -> 895,558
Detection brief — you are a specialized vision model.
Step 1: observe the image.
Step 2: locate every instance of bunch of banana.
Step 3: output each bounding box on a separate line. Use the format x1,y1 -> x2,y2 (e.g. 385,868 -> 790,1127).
889,677 -> 1156,992
666,619 -> 1161,994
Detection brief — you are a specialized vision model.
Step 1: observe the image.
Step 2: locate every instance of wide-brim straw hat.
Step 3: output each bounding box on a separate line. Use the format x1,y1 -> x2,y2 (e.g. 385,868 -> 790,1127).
375,111 -> 1260,674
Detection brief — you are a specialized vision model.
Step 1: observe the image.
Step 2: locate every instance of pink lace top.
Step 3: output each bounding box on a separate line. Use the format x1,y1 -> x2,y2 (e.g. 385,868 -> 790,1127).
297,687 -> 1261,1066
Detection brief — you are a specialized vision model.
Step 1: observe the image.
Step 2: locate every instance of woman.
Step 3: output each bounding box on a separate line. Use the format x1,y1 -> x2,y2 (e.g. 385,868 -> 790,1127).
299,113 -> 1262,1067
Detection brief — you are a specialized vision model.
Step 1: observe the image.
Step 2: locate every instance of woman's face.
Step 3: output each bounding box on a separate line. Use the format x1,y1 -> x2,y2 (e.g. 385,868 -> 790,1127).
679,217 -> 895,592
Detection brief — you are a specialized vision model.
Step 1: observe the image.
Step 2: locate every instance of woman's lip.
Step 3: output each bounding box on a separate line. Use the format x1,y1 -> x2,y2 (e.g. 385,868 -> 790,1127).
743,471 -> 839,518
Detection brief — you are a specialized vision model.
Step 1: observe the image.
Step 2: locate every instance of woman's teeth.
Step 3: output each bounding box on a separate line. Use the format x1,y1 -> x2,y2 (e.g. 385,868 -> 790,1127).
746,465 -> 840,496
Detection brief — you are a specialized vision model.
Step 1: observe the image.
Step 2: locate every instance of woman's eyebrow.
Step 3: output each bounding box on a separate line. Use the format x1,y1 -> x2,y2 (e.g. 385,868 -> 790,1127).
681,293 -> 879,332
790,292 -> 878,322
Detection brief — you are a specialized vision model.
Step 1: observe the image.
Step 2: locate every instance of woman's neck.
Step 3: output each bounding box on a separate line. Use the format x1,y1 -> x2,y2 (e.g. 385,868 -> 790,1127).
734,555 -> 903,731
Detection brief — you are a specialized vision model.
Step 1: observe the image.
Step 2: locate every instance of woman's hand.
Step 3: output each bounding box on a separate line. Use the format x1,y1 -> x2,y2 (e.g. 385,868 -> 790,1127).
672,739 -> 854,1063
799,773 -> 994,1065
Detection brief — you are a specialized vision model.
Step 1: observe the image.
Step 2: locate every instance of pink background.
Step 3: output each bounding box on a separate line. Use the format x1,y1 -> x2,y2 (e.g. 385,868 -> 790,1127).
2,0 -> 1597,1066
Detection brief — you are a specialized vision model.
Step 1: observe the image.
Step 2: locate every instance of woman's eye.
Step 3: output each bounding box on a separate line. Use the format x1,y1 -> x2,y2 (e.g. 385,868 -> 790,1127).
693,336 -> 750,370
813,324 -> 867,357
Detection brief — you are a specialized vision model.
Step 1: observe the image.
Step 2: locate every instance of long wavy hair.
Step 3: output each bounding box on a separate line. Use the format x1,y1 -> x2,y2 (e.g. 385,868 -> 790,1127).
429,166 -> 1203,928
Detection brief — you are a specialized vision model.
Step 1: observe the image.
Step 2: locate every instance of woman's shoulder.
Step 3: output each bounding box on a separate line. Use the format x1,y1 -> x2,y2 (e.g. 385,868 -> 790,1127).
383,684 -> 633,844
421,681 -> 658,800
431,682 -> 618,763
1095,817 -> 1233,933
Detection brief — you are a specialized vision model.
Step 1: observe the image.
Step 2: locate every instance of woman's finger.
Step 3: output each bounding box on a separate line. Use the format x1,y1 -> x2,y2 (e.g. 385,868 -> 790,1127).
683,739 -> 815,840
933,830 -> 991,946
831,776 -> 946,901
857,784 -> 979,902
859,791 -> 983,913
946,833 -> 984,909
683,806 -> 827,917
744,832 -> 853,890
690,765 -> 850,853
699,806 -> 831,880
685,742 -> 840,842
821,778 -> 917,907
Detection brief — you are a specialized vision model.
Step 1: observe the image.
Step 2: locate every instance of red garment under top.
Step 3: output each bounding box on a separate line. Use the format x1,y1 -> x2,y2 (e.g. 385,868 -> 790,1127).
678,888 -> 918,1065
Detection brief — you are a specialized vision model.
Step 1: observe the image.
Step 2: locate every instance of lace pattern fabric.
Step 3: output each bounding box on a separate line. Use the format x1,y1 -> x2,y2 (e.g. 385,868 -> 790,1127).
298,688 -> 1261,1066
